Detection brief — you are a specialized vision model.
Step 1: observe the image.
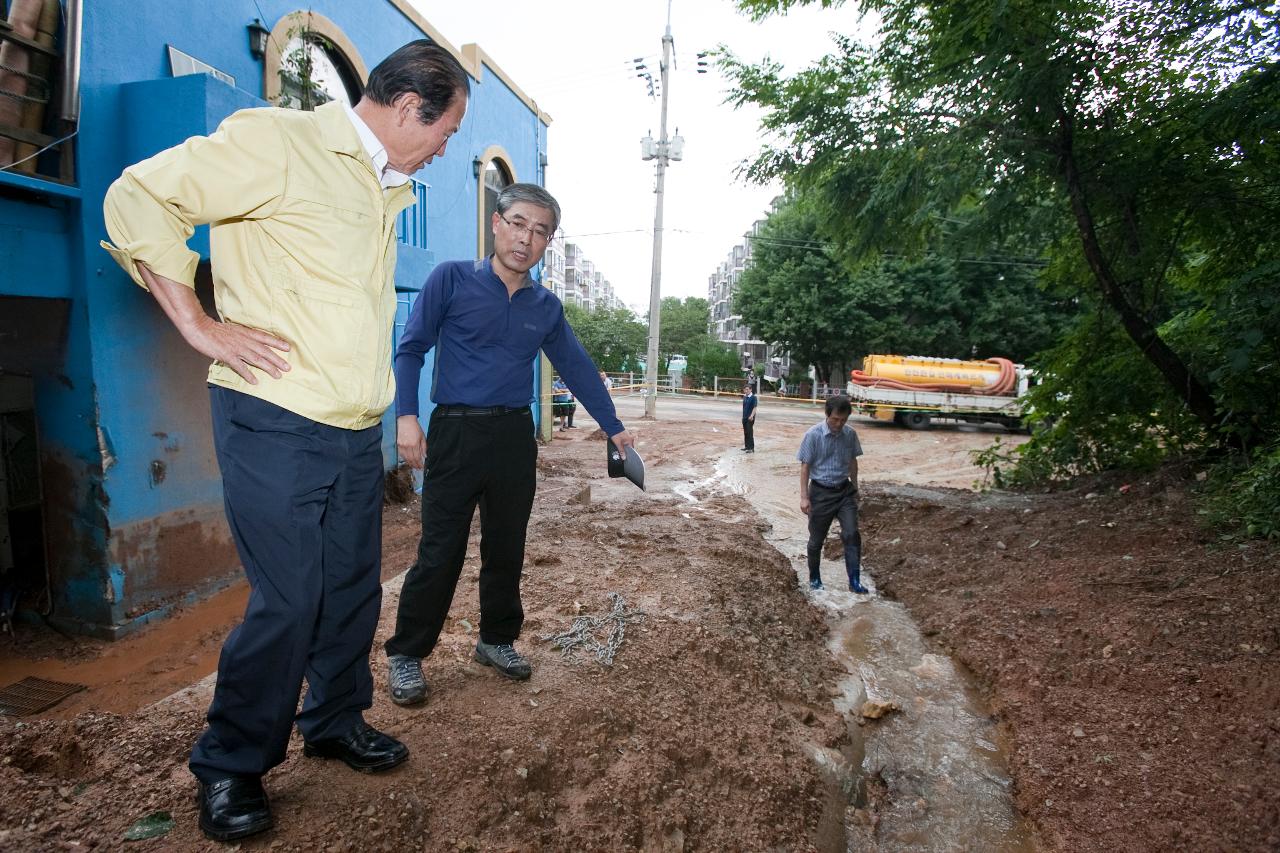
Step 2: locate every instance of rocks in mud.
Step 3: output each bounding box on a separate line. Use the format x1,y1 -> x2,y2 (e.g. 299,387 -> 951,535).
860,700 -> 901,720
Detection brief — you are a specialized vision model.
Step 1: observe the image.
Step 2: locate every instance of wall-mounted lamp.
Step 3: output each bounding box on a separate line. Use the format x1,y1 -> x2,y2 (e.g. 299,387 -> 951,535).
472,157 -> 483,179
247,18 -> 270,60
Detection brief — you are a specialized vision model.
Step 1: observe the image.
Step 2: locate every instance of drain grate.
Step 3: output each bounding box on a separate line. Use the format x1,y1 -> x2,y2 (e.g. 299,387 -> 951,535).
0,677 -> 86,716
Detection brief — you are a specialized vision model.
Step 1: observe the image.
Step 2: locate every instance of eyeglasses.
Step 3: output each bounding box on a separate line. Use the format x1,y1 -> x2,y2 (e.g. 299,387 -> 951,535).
499,214 -> 553,243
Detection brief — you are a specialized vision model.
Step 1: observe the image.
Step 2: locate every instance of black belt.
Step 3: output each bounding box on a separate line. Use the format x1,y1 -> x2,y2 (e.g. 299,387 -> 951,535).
811,479 -> 850,490
435,404 -> 530,417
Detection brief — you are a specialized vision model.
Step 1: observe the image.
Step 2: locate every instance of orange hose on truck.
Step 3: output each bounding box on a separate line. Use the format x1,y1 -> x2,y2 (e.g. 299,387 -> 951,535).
849,355 -> 1018,396
847,354 -> 1032,431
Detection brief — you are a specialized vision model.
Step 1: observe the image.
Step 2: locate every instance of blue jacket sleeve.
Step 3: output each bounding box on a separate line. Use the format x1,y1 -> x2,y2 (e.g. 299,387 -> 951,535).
394,264 -> 451,417
542,304 -> 625,436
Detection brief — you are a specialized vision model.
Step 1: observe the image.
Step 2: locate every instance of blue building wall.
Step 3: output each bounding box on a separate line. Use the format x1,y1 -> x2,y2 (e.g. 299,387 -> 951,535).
0,0 -> 549,636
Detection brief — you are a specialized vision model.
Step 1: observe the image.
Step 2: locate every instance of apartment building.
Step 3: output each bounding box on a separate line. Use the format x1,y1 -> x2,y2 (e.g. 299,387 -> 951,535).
707,202 -> 792,382
542,229 -> 566,301
561,241 -> 618,311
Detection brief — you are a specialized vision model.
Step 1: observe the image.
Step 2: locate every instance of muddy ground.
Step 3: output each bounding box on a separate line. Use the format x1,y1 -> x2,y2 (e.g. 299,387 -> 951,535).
0,395 -> 1277,851
868,467 -> 1280,851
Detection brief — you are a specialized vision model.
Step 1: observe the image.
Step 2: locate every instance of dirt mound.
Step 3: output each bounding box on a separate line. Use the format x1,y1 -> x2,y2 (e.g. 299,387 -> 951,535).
0,423 -> 848,851
348,497 -> 849,851
868,475 -> 1280,852
383,464 -> 417,505
536,453 -> 589,478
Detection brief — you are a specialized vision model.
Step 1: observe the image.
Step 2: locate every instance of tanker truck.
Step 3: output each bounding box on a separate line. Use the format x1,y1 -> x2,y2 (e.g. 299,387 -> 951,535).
845,354 -> 1034,431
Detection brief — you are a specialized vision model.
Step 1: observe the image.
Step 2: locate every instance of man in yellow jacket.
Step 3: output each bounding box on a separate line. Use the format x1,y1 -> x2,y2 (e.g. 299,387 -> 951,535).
102,40 -> 468,843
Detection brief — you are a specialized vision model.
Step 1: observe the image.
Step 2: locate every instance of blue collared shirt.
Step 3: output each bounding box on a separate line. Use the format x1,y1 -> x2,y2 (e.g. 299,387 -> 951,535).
796,420 -> 863,487
742,392 -> 757,419
394,258 -> 624,436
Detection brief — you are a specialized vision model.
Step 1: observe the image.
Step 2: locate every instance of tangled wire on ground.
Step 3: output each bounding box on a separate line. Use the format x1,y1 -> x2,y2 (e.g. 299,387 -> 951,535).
541,592 -> 645,667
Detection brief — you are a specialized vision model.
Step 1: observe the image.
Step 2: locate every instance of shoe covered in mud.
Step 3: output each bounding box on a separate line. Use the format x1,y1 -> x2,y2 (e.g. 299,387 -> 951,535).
808,578 -> 824,591
474,640 -> 532,680
387,654 -> 428,706
850,579 -> 869,594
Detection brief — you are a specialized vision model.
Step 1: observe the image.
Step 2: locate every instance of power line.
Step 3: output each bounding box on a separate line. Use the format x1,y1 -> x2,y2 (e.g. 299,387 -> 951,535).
529,55 -> 658,88
527,61 -> 659,96
562,228 -> 650,240
673,228 -> 1049,269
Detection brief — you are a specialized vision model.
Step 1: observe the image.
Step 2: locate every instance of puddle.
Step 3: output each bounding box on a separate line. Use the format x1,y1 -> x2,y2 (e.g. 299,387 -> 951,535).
717,449 -> 1035,852
671,468 -> 723,504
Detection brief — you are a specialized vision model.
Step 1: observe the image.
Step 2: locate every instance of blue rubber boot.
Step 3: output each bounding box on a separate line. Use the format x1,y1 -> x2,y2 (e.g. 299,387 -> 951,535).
847,555 -> 869,594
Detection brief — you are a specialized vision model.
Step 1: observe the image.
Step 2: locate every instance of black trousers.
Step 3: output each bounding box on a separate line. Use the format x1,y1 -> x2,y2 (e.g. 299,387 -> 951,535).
553,402 -> 576,426
742,417 -> 754,450
190,387 -> 383,782
805,479 -> 862,585
386,406 -> 537,658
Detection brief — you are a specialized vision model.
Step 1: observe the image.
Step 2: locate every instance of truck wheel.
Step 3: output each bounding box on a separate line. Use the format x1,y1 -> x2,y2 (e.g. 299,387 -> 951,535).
904,412 -> 931,430
893,411 -> 907,426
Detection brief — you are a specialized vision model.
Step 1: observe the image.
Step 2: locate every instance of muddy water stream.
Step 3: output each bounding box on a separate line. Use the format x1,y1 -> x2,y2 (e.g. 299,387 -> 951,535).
715,450 -> 1035,852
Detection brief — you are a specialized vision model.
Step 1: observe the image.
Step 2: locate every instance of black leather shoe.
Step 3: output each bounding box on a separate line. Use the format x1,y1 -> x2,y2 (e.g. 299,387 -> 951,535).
303,722 -> 409,773
197,776 -> 273,842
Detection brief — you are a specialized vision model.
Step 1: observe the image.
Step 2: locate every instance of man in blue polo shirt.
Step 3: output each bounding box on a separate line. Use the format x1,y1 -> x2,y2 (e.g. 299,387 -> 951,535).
797,395 -> 866,593
386,183 -> 635,704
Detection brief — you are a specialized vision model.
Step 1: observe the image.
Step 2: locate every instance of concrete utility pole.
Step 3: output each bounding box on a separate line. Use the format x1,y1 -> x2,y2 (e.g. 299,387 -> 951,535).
640,1 -> 683,419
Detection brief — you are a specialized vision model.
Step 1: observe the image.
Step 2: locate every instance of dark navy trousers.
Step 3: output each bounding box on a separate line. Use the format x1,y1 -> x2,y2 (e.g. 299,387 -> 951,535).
189,387 -> 384,783
805,479 -> 862,585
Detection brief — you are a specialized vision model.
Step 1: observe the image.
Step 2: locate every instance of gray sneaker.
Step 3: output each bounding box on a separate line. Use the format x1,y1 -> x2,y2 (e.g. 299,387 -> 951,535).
387,654 -> 428,706
474,641 -> 532,681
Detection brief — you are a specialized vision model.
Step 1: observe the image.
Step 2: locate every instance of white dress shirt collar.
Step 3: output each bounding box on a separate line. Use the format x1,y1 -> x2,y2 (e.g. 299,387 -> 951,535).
342,101 -> 411,189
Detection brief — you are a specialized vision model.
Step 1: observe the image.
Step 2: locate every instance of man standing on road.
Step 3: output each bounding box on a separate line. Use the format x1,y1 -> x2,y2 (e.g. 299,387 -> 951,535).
552,376 -> 577,430
386,183 -> 635,705
101,41 -> 469,843
797,395 -> 866,593
742,382 -> 757,453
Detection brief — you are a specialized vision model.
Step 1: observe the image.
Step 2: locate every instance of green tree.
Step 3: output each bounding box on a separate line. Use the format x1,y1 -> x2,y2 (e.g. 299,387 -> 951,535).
657,297 -> 712,368
684,334 -> 743,387
725,0 -> 1280,451
733,198 -> 860,384
736,194 -> 1067,382
563,304 -> 647,372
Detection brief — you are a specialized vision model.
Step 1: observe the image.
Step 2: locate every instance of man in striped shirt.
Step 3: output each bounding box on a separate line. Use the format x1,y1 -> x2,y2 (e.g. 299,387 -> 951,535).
797,395 -> 866,593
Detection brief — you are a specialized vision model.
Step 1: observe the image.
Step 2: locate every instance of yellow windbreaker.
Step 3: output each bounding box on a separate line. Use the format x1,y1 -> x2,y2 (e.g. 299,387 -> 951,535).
102,101 -> 415,430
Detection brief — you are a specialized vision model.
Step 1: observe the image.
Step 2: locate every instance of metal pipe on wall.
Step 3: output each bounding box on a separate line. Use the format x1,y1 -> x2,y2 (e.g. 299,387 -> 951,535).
59,0 -> 80,122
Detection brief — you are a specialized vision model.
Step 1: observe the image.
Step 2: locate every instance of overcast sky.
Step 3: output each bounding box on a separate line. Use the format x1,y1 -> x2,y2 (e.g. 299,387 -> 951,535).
412,0 -> 873,313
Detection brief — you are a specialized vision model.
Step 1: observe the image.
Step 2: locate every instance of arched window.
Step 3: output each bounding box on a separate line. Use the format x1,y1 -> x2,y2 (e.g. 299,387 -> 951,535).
278,33 -> 362,110
482,159 -> 512,257
263,12 -> 368,110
